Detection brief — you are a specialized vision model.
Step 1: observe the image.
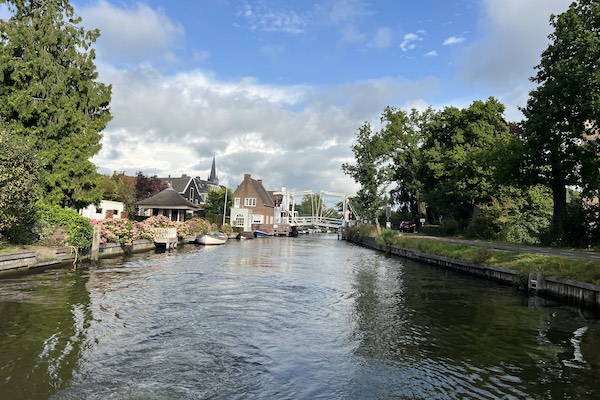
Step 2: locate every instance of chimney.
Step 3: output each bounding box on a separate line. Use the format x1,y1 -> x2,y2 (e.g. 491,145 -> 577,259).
244,173 -> 251,181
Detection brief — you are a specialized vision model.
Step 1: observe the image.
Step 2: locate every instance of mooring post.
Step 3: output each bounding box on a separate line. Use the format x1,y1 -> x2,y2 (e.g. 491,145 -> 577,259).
91,224 -> 100,261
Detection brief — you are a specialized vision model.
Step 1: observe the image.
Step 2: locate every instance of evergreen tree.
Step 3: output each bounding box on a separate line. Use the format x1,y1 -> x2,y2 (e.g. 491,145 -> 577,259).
0,0 -> 112,209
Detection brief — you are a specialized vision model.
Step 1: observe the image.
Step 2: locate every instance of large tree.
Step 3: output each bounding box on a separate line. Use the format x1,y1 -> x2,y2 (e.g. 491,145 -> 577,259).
0,0 -> 112,209
203,187 -> 233,216
419,98 -> 518,226
342,122 -> 391,227
521,0 -> 600,236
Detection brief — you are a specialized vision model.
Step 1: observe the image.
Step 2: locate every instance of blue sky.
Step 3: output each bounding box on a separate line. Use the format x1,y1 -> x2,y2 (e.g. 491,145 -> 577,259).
3,0 -> 574,193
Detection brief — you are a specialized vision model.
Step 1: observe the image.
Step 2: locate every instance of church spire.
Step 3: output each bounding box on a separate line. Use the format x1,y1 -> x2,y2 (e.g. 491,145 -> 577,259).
208,153 -> 218,184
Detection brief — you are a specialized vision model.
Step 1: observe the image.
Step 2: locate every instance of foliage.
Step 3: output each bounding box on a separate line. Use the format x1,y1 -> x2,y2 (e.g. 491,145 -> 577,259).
467,185 -> 552,244
94,218 -> 137,246
342,122 -> 391,224
35,203 -> 93,251
520,0 -> 600,236
135,171 -> 167,201
0,0 -> 112,209
377,228 -> 397,249
0,129 -> 41,241
419,98 -> 518,225
220,223 -> 234,234
203,187 -> 232,215
346,224 -> 376,243
99,172 -> 136,216
185,218 -> 212,235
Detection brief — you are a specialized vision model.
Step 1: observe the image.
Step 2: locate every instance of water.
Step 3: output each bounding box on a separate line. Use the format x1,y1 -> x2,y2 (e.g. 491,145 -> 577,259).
1,235 -> 599,399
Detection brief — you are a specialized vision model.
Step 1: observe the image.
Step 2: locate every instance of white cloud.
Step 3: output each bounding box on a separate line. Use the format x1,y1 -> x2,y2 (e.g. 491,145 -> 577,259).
443,36 -> 465,46
339,25 -> 366,45
400,32 -> 423,52
77,0 -> 184,64
424,50 -> 438,58
239,2 -> 306,33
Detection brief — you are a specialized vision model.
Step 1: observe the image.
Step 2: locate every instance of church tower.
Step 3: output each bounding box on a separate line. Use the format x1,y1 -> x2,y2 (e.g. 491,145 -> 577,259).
208,153 -> 219,185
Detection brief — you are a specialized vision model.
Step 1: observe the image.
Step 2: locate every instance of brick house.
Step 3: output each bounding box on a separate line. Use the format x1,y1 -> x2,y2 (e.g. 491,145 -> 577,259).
229,173 -> 275,232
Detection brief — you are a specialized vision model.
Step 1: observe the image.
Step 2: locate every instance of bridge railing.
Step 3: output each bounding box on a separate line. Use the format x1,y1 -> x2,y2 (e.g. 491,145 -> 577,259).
283,216 -> 345,228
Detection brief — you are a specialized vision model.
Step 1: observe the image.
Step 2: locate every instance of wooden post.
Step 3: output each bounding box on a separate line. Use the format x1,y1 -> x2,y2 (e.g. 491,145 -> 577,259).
91,224 -> 100,261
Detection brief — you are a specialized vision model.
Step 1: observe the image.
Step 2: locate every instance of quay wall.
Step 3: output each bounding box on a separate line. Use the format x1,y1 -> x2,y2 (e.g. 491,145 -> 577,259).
0,239 -> 172,275
357,236 -> 600,309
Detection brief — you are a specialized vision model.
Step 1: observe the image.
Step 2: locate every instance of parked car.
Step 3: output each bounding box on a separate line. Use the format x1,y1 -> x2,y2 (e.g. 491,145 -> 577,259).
399,221 -> 415,233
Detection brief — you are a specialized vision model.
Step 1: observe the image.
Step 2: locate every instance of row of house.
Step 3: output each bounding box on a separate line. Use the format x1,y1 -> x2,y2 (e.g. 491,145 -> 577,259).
81,155 -> 282,234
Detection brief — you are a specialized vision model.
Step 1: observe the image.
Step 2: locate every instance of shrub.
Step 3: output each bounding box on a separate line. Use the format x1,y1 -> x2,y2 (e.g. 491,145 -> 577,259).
378,228 -> 397,249
35,203 -> 93,251
220,223 -> 234,234
185,218 -> 211,235
94,218 -> 138,246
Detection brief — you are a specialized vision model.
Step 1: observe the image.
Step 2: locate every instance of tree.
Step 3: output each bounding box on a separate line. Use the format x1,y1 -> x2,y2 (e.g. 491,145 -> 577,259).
0,0 -> 112,209
99,172 -> 136,216
203,187 -> 232,216
521,0 -> 600,236
419,98 -> 517,227
0,129 -> 40,240
342,122 -> 391,228
135,172 -> 167,201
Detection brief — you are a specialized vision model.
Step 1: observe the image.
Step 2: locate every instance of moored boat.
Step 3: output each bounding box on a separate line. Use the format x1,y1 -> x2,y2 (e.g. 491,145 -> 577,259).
196,232 -> 228,245
254,230 -> 271,238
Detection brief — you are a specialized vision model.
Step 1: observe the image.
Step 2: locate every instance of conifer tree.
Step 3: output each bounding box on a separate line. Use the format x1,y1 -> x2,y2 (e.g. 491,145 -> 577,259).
0,0 -> 112,209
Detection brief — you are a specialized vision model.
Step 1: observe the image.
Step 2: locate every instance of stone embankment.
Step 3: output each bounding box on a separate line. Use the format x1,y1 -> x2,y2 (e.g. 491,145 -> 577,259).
356,236 -> 600,309
0,239 -> 158,275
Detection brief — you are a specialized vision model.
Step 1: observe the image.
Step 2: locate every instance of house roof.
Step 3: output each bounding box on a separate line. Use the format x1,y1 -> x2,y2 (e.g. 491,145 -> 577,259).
234,173 -> 274,207
158,175 -> 193,193
135,187 -> 198,209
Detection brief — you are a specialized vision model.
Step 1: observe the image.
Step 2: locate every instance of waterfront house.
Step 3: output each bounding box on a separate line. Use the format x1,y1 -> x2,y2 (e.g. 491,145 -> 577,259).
135,186 -> 199,221
229,174 -> 275,232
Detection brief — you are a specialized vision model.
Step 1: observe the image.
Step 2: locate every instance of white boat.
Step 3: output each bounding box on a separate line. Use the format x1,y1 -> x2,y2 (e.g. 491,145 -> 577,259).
196,232 -> 228,245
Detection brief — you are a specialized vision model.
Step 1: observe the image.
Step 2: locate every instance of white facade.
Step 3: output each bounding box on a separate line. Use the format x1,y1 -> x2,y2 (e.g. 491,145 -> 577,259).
230,208 -> 252,231
79,200 -> 125,220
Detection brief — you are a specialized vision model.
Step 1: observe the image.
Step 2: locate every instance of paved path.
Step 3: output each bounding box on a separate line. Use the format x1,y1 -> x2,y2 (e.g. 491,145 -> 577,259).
411,234 -> 600,261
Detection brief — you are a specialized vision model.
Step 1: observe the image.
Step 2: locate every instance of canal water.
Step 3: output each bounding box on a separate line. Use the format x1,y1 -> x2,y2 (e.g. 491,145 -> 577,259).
1,235 -> 599,399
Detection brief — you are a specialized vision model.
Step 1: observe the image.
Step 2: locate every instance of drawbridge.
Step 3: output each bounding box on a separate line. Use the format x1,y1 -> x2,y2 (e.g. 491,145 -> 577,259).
272,190 -> 359,230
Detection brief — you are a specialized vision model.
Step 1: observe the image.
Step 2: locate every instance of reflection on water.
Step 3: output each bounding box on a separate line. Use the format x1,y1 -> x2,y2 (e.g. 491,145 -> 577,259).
0,235 -> 598,399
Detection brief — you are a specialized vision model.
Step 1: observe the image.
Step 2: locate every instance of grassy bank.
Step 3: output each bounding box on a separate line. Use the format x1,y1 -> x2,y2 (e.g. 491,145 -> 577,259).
369,228 -> 600,286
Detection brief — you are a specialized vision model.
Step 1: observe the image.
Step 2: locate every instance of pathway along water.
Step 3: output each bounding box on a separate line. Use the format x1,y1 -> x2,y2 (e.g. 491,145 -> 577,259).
1,235 -> 599,399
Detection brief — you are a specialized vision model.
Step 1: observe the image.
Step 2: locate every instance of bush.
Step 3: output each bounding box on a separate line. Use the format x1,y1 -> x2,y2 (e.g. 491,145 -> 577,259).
346,224 -> 376,243
35,203 -> 93,251
185,218 -> 211,235
94,218 -> 138,246
378,228 -> 397,249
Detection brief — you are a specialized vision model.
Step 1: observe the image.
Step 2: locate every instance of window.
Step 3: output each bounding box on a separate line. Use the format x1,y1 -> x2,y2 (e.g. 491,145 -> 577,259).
190,187 -> 195,201
234,197 -> 240,208
244,198 -> 257,207
234,214 -> 245,227
252,214 -> 263,224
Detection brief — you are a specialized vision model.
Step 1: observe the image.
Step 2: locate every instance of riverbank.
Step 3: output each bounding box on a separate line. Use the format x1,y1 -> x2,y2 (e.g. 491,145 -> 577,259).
352,235 -> 600,309
0,239 -> 172,275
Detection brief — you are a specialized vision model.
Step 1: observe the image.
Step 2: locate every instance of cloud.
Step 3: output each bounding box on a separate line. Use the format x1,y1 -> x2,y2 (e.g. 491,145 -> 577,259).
77,0 -> 184,65
239,2 -> 306,33
460,0 -> 572,91
372,27 -> 392,49
93,63 -> 439,192
400,31 -> 424,52
443,36 -> 465,46
424,50 -> 438,58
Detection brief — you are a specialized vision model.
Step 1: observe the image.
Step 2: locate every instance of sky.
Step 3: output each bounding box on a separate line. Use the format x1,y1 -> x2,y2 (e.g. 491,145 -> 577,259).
4,0 -> 574,194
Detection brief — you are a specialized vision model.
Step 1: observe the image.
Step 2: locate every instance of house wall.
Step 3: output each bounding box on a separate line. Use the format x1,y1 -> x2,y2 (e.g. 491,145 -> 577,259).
79,200 -> 125,220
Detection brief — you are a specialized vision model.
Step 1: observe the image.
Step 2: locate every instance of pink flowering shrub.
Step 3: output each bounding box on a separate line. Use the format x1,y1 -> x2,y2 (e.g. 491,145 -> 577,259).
173,221 -> 191,238
220,223 -> 234,234
94,218 -> 138,246
137,215 -> 178,240
185,218 -> 212,235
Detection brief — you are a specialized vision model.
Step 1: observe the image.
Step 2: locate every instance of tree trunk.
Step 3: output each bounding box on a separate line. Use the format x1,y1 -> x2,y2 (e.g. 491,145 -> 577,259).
551,167 -> 567,237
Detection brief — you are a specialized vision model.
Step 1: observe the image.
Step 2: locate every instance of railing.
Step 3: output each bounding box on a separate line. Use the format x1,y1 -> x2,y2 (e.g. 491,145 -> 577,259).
283,216 -> 344,228
153,227 -> 178,249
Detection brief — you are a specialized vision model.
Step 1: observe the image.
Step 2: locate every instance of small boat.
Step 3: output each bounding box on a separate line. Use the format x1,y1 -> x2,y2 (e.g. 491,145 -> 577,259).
196,232 -> 228,245
239,231 -> 254,240
227,232 -> 239,239
254,230 -> 271,238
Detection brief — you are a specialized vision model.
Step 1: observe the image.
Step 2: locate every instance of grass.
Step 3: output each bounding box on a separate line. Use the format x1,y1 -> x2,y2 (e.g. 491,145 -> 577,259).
392,235 -> 600,286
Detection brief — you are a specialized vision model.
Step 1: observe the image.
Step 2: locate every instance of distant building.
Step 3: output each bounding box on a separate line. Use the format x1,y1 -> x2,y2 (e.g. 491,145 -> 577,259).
79,200 -> 125,220
229,173 -> 275,232
157,154 -> 223,207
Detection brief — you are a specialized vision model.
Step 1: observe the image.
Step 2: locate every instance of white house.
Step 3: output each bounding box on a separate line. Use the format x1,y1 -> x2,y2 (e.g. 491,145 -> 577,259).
79,200 -> 125,220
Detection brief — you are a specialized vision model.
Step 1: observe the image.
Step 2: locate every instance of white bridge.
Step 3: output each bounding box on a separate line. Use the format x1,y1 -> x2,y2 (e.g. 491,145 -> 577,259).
272,190 -> 359,230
